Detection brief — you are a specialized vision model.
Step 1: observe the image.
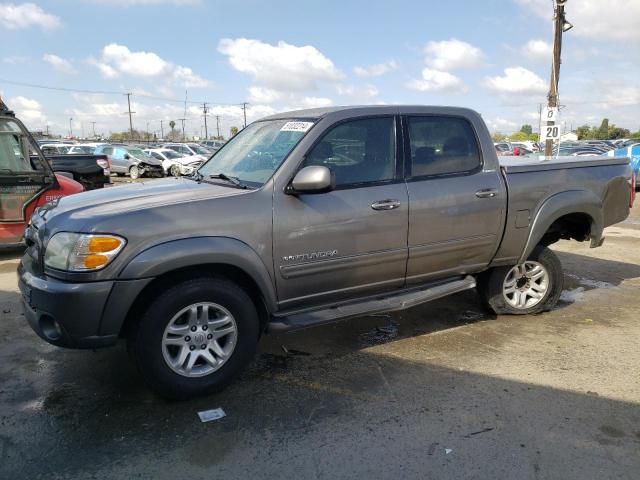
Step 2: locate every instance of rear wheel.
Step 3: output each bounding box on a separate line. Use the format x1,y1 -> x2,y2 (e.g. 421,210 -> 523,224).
129,165 -> 140,180
128,277 -> 259,399
478,245 -> 563,315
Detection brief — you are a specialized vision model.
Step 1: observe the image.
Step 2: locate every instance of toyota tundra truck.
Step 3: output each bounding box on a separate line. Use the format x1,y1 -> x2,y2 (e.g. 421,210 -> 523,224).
17,106 -> 635,399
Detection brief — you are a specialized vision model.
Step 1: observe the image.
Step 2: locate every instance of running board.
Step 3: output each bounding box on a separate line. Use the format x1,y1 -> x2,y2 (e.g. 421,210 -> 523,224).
267,275 -> 476,334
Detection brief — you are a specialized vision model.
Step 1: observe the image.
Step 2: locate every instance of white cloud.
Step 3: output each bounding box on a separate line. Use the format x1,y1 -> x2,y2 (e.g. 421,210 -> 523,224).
515,0 -> 640,41
297,97 -> 333,109
486,117 -> 519,133
353,60 -> 397,78
406,68 -> 468,94
484,66 -> 546,95
336,84 -> 380,99
247,87 -> 283,104
522,40 -> 552,62
89,43 -> 208,87
9,96 -> 47,126
0,3 -> 61,30
217,38 -> 344,91
423,39 -> 483,71
43,54 -> 76,74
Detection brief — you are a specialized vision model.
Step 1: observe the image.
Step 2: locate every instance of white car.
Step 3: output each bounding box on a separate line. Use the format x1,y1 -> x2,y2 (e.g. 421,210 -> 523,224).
162,143 -> 211,161
144,148 -> 203,176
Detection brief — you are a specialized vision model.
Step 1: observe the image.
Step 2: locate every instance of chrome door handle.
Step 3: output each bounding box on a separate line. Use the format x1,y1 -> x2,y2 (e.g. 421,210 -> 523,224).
475,189 -> 499,198
371,199 -> 401,211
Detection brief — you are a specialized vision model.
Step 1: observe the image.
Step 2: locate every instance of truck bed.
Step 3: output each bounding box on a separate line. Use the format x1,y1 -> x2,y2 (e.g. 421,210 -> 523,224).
499,155 -> 629,173
492,154 -> 632,266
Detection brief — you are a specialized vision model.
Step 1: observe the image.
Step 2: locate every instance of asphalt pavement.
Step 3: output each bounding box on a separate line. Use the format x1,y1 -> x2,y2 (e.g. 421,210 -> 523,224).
0,204 -> 639,479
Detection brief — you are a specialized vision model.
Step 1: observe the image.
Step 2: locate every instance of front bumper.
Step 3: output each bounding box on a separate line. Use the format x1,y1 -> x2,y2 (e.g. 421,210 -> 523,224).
18,258 -> 118,349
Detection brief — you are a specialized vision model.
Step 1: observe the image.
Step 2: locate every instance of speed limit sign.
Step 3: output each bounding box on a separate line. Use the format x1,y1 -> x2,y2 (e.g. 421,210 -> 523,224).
543,124 -> 560,141
543,107 -> 558,122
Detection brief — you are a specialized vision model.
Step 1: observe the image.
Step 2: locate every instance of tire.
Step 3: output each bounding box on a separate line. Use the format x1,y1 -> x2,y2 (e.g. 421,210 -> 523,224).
477,245 -> 563,315
170,164 -> 181,177
129,165 -> 140,180
128,277 -> 260,400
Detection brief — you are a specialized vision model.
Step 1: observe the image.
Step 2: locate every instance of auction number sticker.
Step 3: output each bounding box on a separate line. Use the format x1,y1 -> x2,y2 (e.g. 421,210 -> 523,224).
280,121 -> 314,132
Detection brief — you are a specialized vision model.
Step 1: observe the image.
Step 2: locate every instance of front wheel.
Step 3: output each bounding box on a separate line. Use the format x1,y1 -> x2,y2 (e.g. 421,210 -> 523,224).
128,277 -> 260,399
477,245 -> 563,315
129,165 -> 140,180
170,164 -> 181,177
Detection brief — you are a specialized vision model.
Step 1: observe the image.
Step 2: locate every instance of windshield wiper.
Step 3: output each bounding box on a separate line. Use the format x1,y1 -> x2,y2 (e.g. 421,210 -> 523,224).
209,173 -> 249,189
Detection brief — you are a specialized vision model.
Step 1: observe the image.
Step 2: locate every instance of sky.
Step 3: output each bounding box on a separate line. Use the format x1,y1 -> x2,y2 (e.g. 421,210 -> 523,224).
0,0 -> 639,138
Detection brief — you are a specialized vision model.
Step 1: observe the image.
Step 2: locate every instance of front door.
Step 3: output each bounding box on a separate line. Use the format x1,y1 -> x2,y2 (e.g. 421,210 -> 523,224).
403,115 -> 505,284
273,116 -> 408,310
0,115 -> 54,243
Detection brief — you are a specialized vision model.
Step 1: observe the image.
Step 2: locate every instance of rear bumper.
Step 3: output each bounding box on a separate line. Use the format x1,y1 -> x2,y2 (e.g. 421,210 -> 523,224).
18,262 -> 118,349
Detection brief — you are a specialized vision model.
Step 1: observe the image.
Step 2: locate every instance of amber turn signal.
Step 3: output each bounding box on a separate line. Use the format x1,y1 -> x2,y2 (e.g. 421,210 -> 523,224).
88,237 -> 122,253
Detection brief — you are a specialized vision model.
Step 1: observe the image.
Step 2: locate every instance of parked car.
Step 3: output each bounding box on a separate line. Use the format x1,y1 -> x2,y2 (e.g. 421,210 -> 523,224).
144,148 -> 203,176
494,142 -> 513,156
40,144 -> 73,155
18,106 -> 634,399
95,145 -> 163,179
162,143 -> 212,160
65,145 -> 97,155
200,140 -> 225,151
0,98 -> 84,246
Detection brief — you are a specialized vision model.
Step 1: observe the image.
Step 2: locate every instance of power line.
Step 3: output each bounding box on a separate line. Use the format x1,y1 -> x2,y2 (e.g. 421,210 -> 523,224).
0,77 -> 243,106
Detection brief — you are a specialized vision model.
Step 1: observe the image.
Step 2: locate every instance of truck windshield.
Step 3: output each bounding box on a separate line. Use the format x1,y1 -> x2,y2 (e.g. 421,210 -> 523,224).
0,118 -> 39,173
198,119 -> 314,187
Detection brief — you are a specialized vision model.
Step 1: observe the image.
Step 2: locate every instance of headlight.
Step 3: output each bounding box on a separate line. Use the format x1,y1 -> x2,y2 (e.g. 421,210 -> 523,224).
44,233 -> 126,272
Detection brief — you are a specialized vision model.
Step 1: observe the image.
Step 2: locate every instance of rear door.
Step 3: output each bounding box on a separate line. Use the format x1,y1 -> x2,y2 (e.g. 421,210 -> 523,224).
0,116 -> 54,240
273,116 -> 409,309
403,114 -> 505,284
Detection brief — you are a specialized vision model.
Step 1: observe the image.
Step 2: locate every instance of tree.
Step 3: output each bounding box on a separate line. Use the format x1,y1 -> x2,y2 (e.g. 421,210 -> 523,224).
575,124 -> 593,140
607,125 -> 630,140
596,118 -> 609,140
509,131 -> 529,141
230,126 -> 239,137
491,132 -> 506,142
520,124 -> 532,135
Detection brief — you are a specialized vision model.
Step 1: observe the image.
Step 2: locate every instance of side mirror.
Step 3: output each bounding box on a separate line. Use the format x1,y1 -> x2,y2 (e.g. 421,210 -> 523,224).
124,153 -> 130,160
288,165 -> 335,194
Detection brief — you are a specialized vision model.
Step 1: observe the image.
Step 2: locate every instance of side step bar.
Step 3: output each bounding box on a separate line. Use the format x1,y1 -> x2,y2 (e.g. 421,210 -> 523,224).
267,275 -> 476,334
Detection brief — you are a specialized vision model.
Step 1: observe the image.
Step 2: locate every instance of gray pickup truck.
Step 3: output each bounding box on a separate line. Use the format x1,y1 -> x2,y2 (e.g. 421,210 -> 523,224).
18,106 -> 634,399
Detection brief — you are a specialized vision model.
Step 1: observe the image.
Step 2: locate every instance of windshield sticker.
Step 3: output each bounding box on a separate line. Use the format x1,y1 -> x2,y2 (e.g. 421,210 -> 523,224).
280,121 -> 314,132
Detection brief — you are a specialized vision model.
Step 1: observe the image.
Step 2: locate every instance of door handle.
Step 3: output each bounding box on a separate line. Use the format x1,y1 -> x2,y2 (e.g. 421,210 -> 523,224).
475,189 -> 499,199
371,199 -> 401,211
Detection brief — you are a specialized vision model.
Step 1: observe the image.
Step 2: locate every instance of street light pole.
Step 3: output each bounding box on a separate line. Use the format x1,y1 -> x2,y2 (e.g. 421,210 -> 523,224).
544,0 -> 571,156
69,117 -> 73,138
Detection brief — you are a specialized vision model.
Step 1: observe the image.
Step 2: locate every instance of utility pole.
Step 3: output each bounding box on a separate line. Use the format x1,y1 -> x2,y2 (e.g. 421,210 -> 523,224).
537,103 -> 542,143
544,0 -> 572,156
241,102 -> 248,128
216,115 -> 220,138
160,120 -> 164,139
179,118 -> 187,141
69,117 -> 73,138
202,102 -> 209,139
125,93 -> 135,140
91,121 -> 96,138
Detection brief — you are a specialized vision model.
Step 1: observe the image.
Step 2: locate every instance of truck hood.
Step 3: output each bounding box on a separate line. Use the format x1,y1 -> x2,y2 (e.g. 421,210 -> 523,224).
39,177 -> 248,223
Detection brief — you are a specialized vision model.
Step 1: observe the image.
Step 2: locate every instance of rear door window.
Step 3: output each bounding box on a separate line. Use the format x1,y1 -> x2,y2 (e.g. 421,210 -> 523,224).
407,116 -> 481,178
